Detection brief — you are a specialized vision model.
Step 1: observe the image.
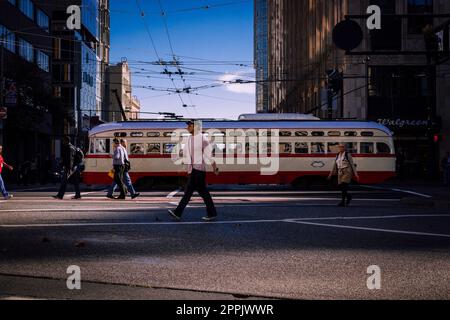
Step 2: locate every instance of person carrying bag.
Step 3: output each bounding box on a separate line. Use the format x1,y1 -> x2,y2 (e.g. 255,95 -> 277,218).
328,143 -> 359,207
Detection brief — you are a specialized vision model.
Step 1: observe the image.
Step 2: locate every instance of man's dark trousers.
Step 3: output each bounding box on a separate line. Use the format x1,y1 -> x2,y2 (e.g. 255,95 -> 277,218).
113,164 -> 126,197
57,168 -> 81,198
174,169 -> 217,217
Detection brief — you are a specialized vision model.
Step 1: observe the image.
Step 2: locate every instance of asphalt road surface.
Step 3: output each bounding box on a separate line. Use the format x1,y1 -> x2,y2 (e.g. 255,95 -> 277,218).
0,184 -> 449,300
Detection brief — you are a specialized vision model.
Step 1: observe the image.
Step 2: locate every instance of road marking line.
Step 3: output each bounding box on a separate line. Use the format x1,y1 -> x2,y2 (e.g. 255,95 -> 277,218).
167,188 -> 181,199
0,219 -> 286,228
1,214 -> 449,229
67,189 -> 108,198
360,185 -> 432,198
0,206 -> 166,213
0,197 -> 402,203
9,186 -> 55,192
285,220 -> 450,238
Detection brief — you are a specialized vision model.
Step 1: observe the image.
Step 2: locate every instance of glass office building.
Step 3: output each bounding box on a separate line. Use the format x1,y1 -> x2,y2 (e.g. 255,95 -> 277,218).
254,0 -> 270,113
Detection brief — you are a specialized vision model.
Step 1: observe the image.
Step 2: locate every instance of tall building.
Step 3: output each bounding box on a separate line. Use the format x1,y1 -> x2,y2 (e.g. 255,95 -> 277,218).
255,0 -> 450,178
107,60 -> 141,122
0,0 -> 54,178
51,0 -> 110,148
254,0 -> 270,113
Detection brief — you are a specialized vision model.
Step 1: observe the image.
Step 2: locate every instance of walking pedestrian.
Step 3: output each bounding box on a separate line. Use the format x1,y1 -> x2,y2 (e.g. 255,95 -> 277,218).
168,120 -> 219,222
111,138 -> 127,200
53,137 -> 84,200
0,145 -> 14,200
328,143 -> 359,207
106,139 -> 140,199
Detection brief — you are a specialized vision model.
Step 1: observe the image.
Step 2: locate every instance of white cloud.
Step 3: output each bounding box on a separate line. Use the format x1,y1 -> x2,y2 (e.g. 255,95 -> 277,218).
219,71 -> 255,95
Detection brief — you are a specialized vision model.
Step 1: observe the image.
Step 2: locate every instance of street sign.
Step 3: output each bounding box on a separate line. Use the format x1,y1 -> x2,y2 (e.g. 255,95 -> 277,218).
0,107 -> 7,120
332,20 -> 363,51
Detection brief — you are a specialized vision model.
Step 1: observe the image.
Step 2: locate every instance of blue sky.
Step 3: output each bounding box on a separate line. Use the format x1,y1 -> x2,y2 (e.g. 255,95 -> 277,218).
109,0 -> 255,120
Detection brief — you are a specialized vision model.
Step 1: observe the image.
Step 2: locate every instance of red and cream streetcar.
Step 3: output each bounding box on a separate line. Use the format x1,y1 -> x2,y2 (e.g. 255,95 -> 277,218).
83,114 -> 396,187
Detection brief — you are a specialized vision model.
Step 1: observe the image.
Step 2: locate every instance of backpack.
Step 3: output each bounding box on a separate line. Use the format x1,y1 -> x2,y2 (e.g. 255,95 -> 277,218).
73,147 -> 85,172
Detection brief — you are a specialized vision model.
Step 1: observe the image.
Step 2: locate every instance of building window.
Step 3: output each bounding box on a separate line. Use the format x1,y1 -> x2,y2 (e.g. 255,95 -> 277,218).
36,9 -> 49,32
19,0 -> 34,20
18,38 -> 34,62
408,0 -> 433,34
0,25 -> 16,53
53,38 -> 61,59
36,50 -> 49,72
53,86 -> 61,98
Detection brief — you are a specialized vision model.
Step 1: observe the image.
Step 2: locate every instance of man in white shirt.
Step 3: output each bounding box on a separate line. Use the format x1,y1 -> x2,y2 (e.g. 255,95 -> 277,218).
169,120 -> 219,222
107,139 -> 140,199
111,138 -> 127,200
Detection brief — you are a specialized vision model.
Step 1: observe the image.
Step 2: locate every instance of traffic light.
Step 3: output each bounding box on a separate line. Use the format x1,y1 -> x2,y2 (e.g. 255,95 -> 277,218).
433,134 -> 443,143
326,69 -> 343,96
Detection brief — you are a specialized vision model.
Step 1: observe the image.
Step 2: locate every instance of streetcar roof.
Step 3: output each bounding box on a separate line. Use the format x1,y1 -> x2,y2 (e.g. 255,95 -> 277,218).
89,120 -> 393,136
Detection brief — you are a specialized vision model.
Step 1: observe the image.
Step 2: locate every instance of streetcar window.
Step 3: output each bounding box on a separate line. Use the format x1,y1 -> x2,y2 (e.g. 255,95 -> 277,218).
327,142 -> 340,153
345,142 -> 358,153
377,142 -> 391,154
163,132 -> 175,137
295,142 -> 308,154
245,142 -> 258,154
295,131 -> 308,137
312,131 -> 325,137
344,131 -> 357,137
279,142 -> 292,154
147,143 -> 161,154
114,132 -> 127,137
130,132 -> 144,137
245,130 -> 258,137
163,143 -> 177,154
260,130 -> 274,137
130,143 -> 144,155
360,142 -> 374,154
147,132 -> 160,137
260,143 -> 274,154
328,131 -> 341,137
213,132 -> 225,137
280,131 -> 292,137
227,143 -> 243,154
311,142 -> 325,153
90,139 -> 108,154
105,139 -> 111,154
228,131 -> 244,137
361,131 -> 374,137
213,143 -> 226,157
